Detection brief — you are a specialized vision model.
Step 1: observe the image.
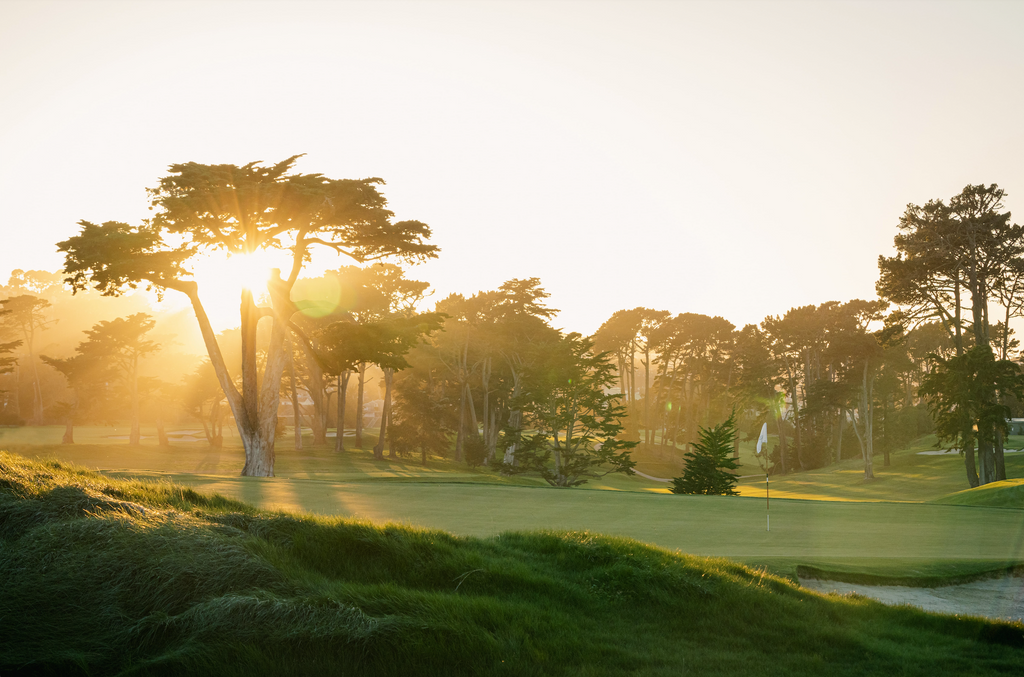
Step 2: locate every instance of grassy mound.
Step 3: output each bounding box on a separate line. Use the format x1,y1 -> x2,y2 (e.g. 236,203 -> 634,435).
2,452 -> 1023,676
933,479 -> 1024,509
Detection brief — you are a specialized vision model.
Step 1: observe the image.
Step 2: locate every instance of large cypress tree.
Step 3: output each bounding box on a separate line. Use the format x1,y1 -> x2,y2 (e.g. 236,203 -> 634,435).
671,411 -> 740,496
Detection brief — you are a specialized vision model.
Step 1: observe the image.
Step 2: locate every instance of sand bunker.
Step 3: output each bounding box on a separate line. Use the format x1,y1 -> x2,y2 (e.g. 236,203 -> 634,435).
801,576 -> 1024,623
916,449 -> 1024,455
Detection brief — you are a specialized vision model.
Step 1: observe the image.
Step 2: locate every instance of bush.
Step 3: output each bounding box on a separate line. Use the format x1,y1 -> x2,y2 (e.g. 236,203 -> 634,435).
671,412 -> 740,496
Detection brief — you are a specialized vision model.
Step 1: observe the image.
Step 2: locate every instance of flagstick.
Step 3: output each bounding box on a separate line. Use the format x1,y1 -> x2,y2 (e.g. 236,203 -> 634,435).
766,472 -> 770,532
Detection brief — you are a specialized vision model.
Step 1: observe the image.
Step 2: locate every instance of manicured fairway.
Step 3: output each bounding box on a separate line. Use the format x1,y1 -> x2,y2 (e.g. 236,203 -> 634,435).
6,426 -> 1024,582
106,471 -> 1024,571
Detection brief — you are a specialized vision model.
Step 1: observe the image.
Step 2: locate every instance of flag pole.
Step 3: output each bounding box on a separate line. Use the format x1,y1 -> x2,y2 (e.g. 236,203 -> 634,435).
756,421 -> 770,532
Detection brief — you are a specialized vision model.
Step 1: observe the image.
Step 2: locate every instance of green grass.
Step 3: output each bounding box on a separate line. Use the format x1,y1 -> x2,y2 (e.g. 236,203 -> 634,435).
734,435 -> 1024,503
2,452 -> 1023,676
7,427 -> 1024,584
934,479 -> 1024,509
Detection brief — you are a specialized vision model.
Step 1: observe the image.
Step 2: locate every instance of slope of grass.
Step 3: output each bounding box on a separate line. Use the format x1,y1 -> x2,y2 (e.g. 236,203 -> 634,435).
2,451 -> 1023,676
934,479 -> 1024,509
734,435 -> 1024,503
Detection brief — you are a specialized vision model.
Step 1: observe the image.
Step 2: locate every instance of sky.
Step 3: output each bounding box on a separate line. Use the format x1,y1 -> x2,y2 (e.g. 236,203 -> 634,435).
2,0 -> 1023,334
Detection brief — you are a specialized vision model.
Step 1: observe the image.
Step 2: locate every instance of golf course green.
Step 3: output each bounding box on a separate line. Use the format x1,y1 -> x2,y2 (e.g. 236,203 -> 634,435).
3,424 -> 1023,583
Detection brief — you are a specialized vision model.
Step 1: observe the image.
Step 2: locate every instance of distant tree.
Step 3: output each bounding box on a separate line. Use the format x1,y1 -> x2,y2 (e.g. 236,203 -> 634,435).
0,315 -> 21,423
502,333 -> 636,487
315,313 -> 443,459
138,376 -> 173,447
390,360 -> 458,466
180,361 -> 228,448
39,351 -> 113,444
289,264 -> 433,450
0,339 -> 18,379
920,346 -> 1024,471
58,157 -> 437,476
0,295 -> 54,423
430,279 -> 559,466
78,314 -> 160,446
671,411 -> 740,496
732,323 -> 785,471
878,185 -> 1024,485
593,308 -> 669,443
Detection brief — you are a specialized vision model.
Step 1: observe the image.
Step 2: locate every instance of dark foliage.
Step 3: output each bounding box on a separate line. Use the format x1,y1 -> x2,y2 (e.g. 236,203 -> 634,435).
672,412 -> 741,496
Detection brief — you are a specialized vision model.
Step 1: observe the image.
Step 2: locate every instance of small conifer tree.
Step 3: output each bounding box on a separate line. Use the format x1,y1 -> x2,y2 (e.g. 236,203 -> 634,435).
671,411 -> 740,495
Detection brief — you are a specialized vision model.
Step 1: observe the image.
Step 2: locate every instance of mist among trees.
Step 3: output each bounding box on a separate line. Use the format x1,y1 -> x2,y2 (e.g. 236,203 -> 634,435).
0,161 -> 1019,491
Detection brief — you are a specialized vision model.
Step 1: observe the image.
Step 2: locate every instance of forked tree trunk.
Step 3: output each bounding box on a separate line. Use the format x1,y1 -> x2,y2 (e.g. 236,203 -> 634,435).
184,284 -> 287,477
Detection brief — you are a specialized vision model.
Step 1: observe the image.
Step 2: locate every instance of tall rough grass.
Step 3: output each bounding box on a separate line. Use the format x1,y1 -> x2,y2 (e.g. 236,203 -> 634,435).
1,452 -> 1021,676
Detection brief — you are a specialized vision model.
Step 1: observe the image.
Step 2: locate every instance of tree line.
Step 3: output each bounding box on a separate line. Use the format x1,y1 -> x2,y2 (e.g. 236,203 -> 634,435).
2,158 -> 1018,490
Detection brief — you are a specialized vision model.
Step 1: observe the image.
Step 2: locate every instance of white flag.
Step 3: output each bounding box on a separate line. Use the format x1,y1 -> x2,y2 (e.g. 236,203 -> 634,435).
756,422 -> 768,455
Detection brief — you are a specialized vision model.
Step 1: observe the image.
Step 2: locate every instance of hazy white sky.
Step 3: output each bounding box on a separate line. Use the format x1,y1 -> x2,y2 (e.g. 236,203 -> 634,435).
2,0 -> 1022,334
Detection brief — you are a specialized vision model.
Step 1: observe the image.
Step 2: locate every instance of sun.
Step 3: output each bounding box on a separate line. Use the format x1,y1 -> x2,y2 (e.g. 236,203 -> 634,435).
182,249 -> 290,331
225,251 -> 277,295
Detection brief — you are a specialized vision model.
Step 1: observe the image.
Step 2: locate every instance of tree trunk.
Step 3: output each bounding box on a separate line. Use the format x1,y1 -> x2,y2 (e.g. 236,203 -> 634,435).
239,313 -> 289,476
386,393 -> 395,459
849,408 -> 866,462
835,412 -> 844,464
774,402 -> 787,475
487,405 -> 498,463
995,427 -> 1007,482
21,324 -> 44,425
455,377 -> 466,463
881,396 -> 890,467
861,362 -> 875,480
62,415 -> 74,444
297,350 -> 328,447
501,362 -> 523,468
643,346 -> 651,446
156,413 -> 169,447
129,359 -> 141,447
355,362 -> 366,448
466,382 -> 479,439
629,341 -> 638,440
240,289 -> 260,442
481,357 -> 490,451
964,439 -> 980,488
374,368 -> 393,460
335,372 -> 349,453
289,356 -> 303,451
784,359 -> 804,471
200,409 -> 214,446
978,439 -> 995,485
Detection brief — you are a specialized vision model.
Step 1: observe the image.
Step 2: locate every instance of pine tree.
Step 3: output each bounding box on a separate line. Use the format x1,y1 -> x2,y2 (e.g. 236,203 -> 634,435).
671,411 -> 740,495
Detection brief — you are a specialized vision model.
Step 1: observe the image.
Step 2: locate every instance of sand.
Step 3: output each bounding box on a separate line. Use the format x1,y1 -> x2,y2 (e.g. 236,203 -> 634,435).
801,576 -> 1024,623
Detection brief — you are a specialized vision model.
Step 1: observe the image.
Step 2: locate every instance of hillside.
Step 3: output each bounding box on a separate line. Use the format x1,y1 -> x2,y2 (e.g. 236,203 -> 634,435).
1,451 -> 1023,676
